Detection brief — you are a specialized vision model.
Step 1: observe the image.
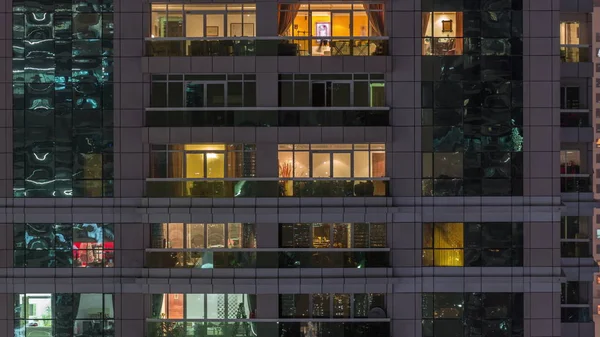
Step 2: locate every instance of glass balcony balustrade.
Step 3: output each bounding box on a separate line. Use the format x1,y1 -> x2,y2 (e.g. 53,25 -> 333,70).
145,107 -> 389,127
145,37 -> 388,56
145,249 -> 389,268
146,320 -> 390,337
145,178 -> 389,197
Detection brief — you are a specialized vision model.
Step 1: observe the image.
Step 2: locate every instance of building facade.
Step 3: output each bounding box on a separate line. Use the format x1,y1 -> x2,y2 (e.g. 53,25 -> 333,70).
0,0 -> 596,336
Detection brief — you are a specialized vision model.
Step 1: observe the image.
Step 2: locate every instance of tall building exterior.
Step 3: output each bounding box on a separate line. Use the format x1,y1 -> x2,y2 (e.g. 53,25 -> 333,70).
0,0 -> 596,336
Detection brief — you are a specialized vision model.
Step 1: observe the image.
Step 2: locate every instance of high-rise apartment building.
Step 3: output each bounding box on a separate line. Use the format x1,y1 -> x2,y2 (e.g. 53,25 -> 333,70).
0,0 -> 596,336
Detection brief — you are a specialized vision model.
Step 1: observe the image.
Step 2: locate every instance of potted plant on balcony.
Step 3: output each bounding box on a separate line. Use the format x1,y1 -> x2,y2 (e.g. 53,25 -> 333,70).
149,321 -> 185,337
279,162 -> 293,196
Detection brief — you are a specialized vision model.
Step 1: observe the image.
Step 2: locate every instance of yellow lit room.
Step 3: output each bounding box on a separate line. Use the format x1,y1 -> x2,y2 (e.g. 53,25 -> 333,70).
421,12 -> 463,55
279,4 -> 384,56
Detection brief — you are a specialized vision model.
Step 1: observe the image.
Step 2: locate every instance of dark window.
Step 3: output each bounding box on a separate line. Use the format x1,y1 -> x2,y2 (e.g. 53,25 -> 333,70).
422,293 -> 523,337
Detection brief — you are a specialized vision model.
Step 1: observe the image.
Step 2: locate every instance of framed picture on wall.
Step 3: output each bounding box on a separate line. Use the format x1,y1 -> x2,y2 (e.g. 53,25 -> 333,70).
441,20 -> 453,33
230,23 -> 254,37
206,26 -> 219,37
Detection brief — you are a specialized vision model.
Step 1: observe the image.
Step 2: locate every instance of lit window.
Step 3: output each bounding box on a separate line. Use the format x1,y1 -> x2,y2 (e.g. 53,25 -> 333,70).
278,4 -> 385,56
150,4 -> 256,38
278,144 -> 385,178
150,144 -> 256,196
151,223 -> 256,249
422,12 -> 464,55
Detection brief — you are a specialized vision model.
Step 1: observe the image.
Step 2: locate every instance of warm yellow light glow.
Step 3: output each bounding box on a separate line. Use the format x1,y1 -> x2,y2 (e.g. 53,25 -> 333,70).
207,153 -> 218,159
185,144 -> 226,151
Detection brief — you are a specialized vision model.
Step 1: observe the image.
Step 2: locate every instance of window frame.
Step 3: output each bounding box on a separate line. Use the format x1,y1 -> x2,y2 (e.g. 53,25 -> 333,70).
152,223 -> 256,249
278,4 -> 384,38
279,223 -> 386,249
150,4 -> 257,38
155,293 -> 256,319
278,143 -> 386,178
279,293 -> 385,319
422,222 -> 524,267
150,74 -> 257,108
149,144 -> 257,179
278,74 -> 385,107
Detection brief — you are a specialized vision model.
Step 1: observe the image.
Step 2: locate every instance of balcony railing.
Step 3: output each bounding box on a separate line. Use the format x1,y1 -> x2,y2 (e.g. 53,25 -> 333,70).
561,174 -> 592,193
145,37 -> 389,57
560,45 -> 590,62
145,107 -> 389,127
145,248 -> 390,268
147,320 -> 390,337
145,178 -> 389,197
561,110 -> 590,127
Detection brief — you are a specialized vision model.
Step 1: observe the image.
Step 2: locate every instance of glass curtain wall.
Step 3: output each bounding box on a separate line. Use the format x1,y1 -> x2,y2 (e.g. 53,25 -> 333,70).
421,0 -> 523,196
12,0 -> 114,197
14,223 -> 115,267
422,292 -> 523,337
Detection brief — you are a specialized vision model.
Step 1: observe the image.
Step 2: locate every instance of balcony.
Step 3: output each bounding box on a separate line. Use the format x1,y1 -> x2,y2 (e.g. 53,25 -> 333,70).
560,45 -> 591,62
145,178 -> 389,197
147,320 -> 390,337
561,111 -> 590,127
145,248 -> 389,268
145,37 -> 388,57
561,174 -> 592,193
145,107 -> 390,127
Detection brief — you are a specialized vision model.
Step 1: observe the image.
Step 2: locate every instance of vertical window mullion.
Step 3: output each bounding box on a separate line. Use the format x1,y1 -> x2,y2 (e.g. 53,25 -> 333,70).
204,223 -> 208,248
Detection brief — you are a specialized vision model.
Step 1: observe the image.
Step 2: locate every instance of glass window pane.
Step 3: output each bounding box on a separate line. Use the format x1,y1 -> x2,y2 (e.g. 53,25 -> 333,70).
228,223 -> 242,248
207,224 -> 225,248
434,223 -> 464,249
278,152 -> 294,177
187,224 -> 205,248
206,294 -> 223,319
312,223 -> 331,248
206,83 -> 225,107
165,12 -> 184,37
332,153 -> 351,177
186,83 -> 205,107
186,294 -> 205,319
312,294 -> 330,318
167,294 -> 184,319
331,82 -> 351,106
227,13 -> 243,36
354,151 -> 369,177
168,223 -> 184,248
227,82 -> 243,107
312,153 -> 331,177
294,224 -> 311,248
205,153 -> 224,178
371,151 -> 386,177
280,224 -> 294,247
333,294 -> 350,317
185,153 -> 205,178
294,82 -> 310,106
333,224 -> 351,248
186,14 -> 204,37
294,152 -> 310,177
206,14 -> 224,37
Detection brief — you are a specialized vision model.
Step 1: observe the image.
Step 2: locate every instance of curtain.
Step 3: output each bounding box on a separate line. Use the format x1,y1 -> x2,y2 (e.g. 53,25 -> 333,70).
453,12 -> 463,54
278,4 -> 301,36
364,4 -> 385,36
422,13 -> 431,36
168,145 -> 184,195
422,12 -> 431,54
151,294 -> 164,318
